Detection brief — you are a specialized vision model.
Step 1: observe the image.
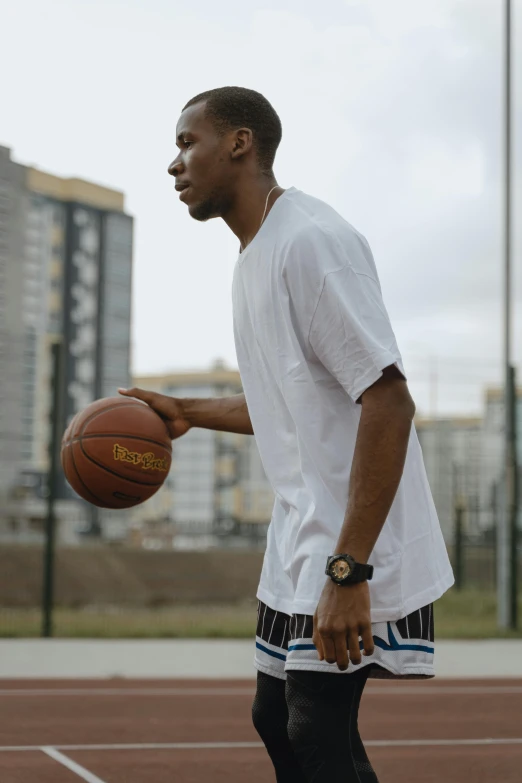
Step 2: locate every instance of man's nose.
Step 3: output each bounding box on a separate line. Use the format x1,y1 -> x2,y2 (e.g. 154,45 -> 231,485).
168,156 -> 183,177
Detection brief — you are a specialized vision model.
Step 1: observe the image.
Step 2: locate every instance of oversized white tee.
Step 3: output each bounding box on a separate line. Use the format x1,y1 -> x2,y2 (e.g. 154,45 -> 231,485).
232,187 -> 454,620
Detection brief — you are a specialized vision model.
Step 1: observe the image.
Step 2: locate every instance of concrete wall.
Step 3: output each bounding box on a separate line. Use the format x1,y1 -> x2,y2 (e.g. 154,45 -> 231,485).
0,546 -> 264,607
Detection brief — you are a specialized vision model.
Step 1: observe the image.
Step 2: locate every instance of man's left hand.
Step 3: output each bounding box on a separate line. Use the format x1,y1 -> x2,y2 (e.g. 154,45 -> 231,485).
313,580 -> 374,671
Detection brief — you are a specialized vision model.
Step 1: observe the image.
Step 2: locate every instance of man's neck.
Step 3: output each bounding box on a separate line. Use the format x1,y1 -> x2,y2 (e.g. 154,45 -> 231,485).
223,179 -> 283,252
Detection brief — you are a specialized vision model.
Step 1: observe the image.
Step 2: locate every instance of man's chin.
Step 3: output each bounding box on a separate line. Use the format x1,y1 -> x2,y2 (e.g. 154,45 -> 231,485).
188,199 -> 217,222
188,205 -> 213,221
187,192 -> 231,222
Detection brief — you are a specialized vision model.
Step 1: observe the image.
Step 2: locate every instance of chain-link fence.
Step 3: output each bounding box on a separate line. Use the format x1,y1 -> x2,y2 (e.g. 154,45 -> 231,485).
0,516 -> 520,639
0,355 -> 520,638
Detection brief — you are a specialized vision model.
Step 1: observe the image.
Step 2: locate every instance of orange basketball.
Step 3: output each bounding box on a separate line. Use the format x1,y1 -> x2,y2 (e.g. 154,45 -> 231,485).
61,396 -> 172,509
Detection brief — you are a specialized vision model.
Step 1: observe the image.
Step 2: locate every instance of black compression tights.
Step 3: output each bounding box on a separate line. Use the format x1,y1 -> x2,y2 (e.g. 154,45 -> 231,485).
252,669 -> 379,782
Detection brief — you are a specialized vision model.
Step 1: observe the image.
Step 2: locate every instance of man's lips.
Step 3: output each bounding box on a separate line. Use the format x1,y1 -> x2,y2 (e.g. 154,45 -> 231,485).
175,182 -> 190,202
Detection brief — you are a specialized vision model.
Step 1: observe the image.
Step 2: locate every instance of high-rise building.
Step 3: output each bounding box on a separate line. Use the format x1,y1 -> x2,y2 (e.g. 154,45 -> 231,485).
129,361 -> 274,548
0,146 -> 133,539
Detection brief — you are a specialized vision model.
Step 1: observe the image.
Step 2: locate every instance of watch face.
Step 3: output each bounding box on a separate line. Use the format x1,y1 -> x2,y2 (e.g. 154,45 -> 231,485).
331,558 -> 352,580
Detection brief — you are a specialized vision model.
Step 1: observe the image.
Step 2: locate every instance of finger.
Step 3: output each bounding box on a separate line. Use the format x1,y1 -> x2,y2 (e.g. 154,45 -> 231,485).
333,633 -> 349,671
312,630 -> 324,661
119,387 -> 173,428
119,387 -> 155,405
361,625 -> 374,658
312,619 -> 324,661
348,629 -> 362,666
120,389 -> 174,424
321,636 -> 337,665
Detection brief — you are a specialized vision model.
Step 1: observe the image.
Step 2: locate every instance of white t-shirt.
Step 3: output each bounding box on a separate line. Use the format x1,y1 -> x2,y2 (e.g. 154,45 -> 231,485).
232,187 -> 454,621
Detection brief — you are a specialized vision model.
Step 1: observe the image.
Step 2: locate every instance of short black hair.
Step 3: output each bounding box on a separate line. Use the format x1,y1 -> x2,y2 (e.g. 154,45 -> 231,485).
183,86 -> 282,174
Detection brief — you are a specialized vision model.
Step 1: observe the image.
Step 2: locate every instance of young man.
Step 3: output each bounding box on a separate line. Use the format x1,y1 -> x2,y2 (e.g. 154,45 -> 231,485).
120,86 -> 454,781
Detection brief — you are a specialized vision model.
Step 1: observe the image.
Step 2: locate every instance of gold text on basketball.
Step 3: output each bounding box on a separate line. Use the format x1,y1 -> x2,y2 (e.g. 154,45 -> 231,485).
113,444 -> 169,472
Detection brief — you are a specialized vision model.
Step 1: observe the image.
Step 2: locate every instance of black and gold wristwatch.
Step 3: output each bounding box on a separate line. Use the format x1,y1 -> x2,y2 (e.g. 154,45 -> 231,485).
325,554 -> 374,586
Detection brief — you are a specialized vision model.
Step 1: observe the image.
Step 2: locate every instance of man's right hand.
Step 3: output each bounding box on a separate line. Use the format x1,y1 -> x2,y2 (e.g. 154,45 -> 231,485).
119,387 -> 191,440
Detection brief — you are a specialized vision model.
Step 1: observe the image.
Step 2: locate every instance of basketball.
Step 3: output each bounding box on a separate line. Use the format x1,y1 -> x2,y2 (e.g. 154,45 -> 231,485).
61,396 -> 172,509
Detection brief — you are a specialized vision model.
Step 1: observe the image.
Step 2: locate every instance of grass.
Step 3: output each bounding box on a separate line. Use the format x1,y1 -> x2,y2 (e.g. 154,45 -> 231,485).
1,590 -> 522,639
0,603 -> 258,639
434,588 -> 522,639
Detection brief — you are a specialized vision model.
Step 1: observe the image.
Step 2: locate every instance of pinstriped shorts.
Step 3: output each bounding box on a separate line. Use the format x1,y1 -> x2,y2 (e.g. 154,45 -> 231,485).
254,601 -> 435,680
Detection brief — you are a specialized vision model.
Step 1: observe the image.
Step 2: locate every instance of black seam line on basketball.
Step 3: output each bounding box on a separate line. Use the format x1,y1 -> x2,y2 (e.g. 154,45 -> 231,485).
68,443 -> 115,508
78,401 -> 150,438
66,434 -> 172,453
78,440 -> 162,487
70,444 -> 124,510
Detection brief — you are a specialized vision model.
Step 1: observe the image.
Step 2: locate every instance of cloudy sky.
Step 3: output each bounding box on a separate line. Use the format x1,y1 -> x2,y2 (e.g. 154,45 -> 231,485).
2,0 -> 521,416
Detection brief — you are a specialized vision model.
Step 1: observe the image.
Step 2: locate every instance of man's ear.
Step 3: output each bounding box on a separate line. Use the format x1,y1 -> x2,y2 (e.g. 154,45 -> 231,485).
231,128 -> 253,160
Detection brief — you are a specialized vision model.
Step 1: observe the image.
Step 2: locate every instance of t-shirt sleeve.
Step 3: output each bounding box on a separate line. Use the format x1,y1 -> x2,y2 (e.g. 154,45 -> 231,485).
306,242 -> 405,404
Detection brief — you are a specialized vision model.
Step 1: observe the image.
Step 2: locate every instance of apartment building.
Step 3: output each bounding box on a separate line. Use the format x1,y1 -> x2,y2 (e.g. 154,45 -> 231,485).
130,361 -> 274,547
0,146 -> 133,540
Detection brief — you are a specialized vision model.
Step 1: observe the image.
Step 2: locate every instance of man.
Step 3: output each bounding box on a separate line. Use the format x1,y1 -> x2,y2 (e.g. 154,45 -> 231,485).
120,86 -> 454,781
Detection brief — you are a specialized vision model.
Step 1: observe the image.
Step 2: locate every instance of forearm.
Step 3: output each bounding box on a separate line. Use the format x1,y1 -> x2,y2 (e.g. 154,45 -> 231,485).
182,393 -> 254,435
336,398 -> 415,562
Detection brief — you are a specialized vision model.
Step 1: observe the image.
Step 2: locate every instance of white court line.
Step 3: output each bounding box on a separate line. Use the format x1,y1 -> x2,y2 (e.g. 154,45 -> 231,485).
0,742 -> 264,752
1,739 -> 522,753
367,686 -> 522,696
368,738 -> 522,747
1,685 -> 522,697
0,688 -> 255,697
0,687 -> 257,697
41,747 -> 108,782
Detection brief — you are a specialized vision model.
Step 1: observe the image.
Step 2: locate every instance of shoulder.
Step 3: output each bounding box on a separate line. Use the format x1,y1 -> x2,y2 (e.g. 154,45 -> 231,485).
281,193 -> 373,281
281,189 -> 371,256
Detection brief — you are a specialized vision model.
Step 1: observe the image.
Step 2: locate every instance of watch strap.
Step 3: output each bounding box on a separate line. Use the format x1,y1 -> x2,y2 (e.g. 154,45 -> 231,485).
351,562 -> 374,582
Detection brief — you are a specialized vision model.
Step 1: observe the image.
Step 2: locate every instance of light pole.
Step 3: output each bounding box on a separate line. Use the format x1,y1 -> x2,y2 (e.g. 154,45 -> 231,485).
498,0 -> 518,630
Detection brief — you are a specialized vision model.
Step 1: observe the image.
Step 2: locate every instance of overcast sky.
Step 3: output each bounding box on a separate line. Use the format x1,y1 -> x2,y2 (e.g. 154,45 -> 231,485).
2,0 -> 521,416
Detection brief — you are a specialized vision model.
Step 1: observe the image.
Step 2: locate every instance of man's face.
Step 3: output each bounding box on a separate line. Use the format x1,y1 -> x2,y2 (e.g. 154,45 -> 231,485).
168,102 -> 234,221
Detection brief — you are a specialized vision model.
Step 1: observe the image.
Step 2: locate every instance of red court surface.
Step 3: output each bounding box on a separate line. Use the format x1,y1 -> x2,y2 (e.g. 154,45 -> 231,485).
0,678 -> 521,782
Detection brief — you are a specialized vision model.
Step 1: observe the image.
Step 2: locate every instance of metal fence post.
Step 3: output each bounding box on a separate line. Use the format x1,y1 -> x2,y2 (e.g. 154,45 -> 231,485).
454,504 -> 464,591
42,341 -> 65,638
508,365 -> 518,629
